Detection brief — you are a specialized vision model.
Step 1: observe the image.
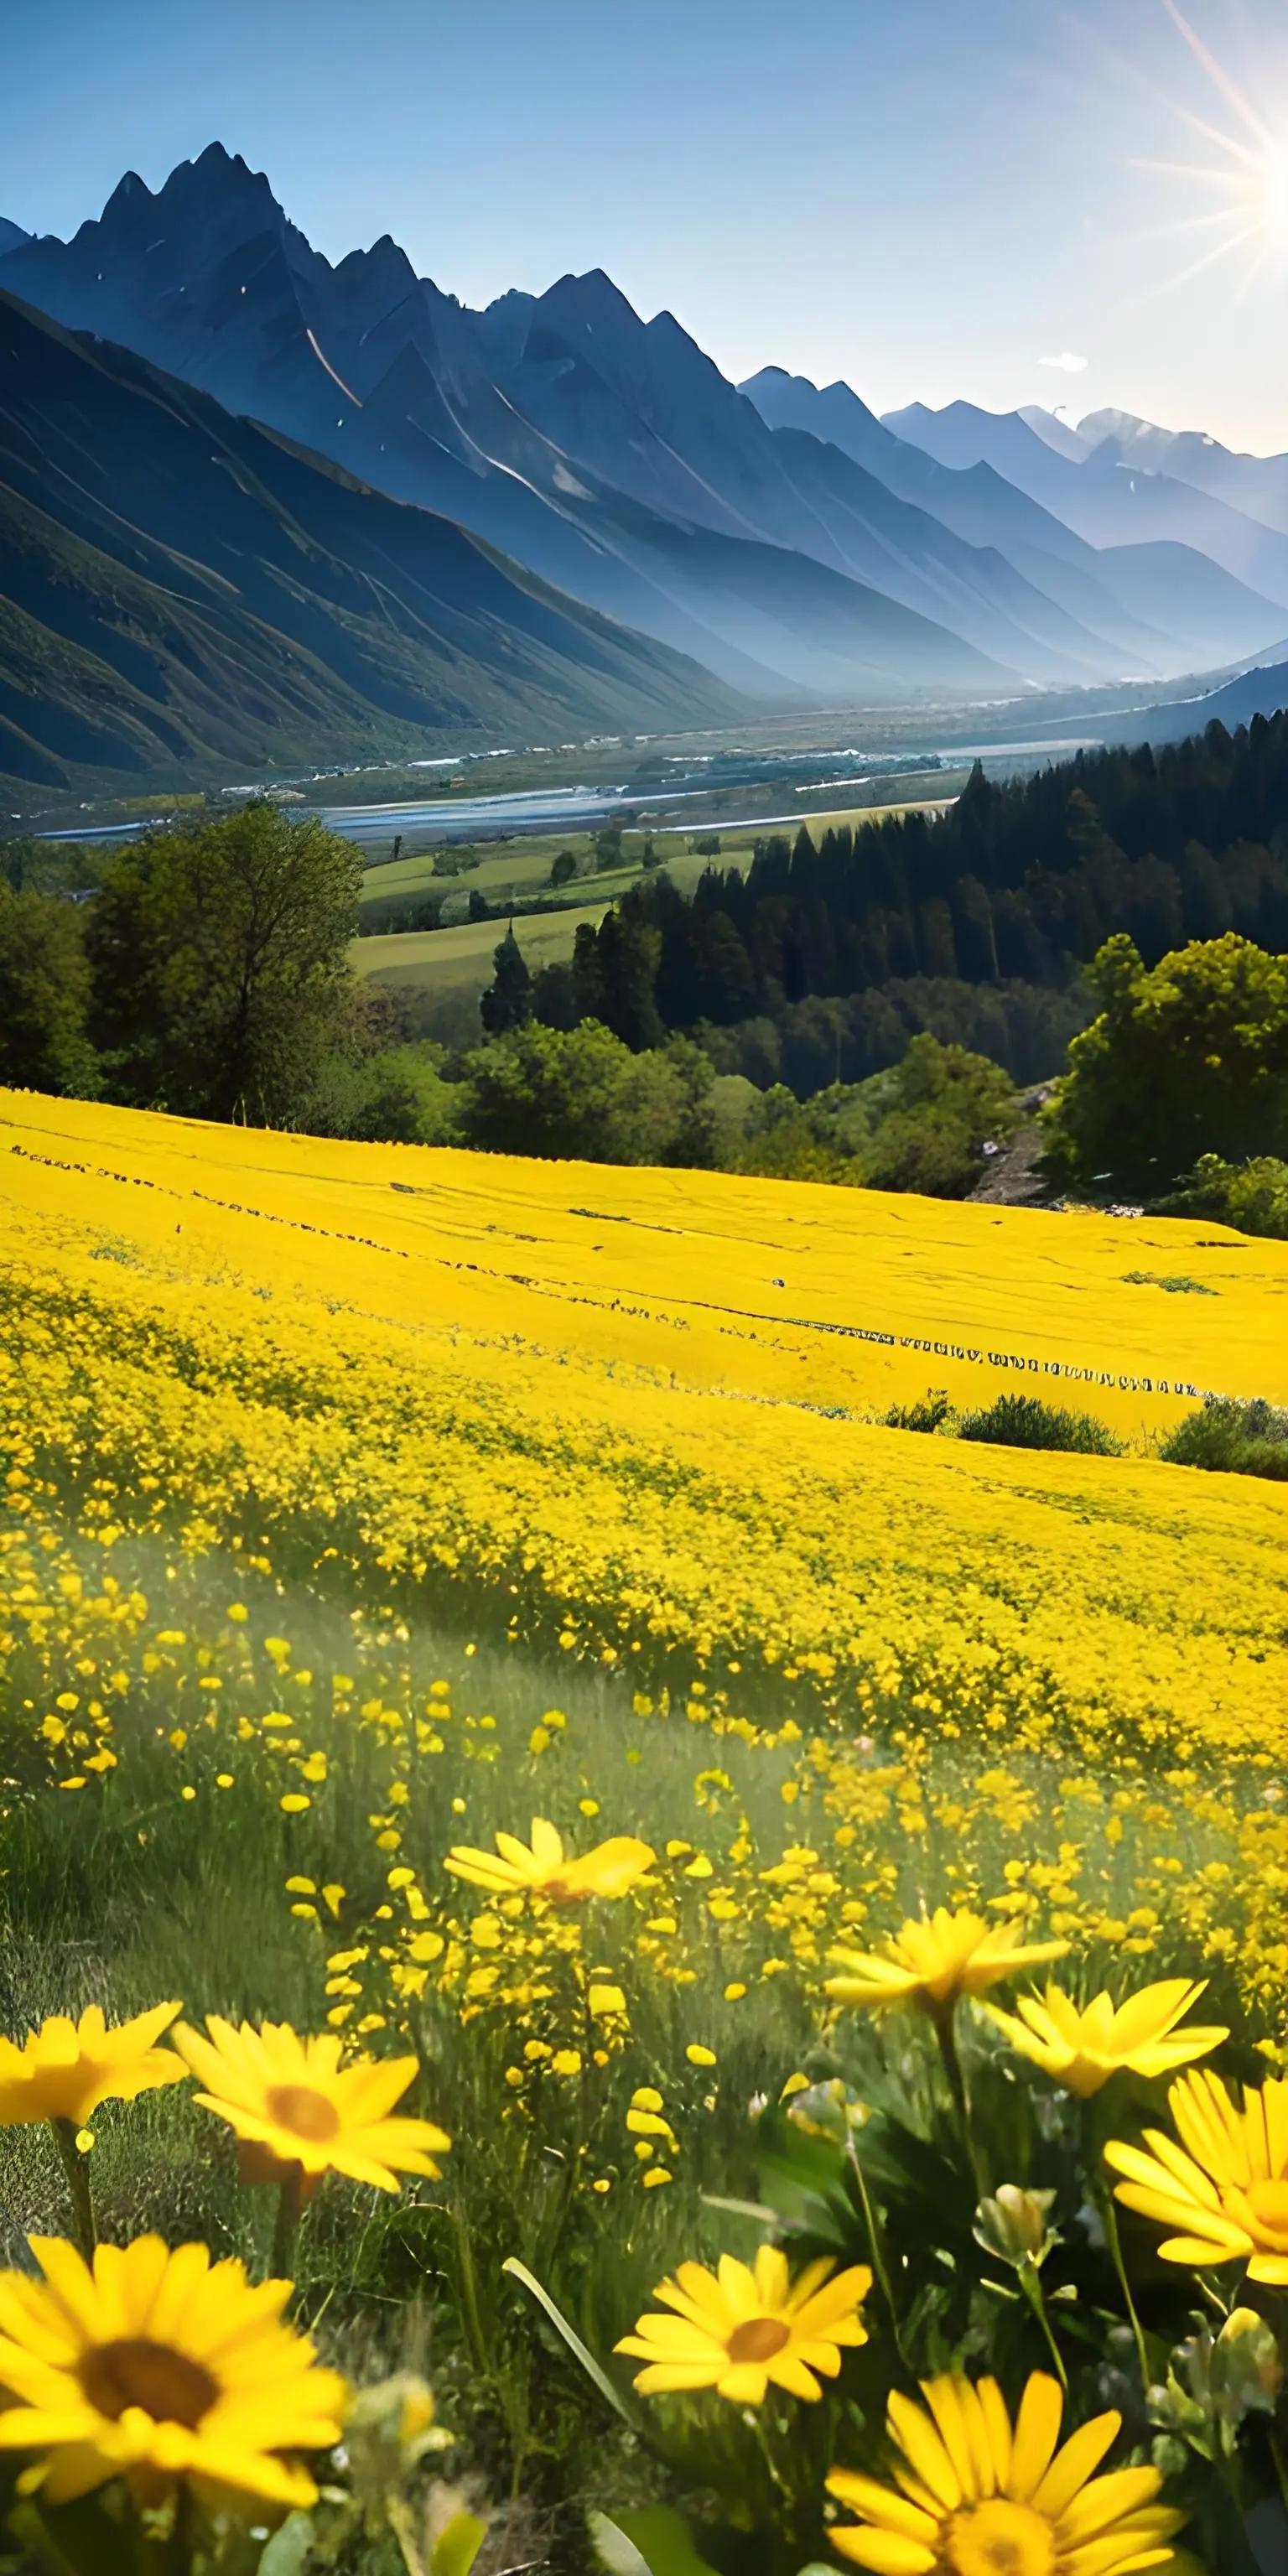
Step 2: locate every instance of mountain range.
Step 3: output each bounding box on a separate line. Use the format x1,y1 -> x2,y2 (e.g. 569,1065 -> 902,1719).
0,290 -> 742,784
2,143 -> 1287,787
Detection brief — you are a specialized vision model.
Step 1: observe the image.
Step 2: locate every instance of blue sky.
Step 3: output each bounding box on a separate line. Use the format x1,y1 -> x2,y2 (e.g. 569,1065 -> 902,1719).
3,0 -> 1285,449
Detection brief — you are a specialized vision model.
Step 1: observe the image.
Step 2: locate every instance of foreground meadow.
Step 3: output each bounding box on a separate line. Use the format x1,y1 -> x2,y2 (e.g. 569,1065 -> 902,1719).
1,1089 -> 1287,2574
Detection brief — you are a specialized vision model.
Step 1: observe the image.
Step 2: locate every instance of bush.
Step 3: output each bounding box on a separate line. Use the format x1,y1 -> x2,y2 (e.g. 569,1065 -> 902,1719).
1151,1152 -> 1288,1239
727,1085 -> 856,1185
884,1390 -> 953,1433
1043,932 -> 1288,1191
1160,1394 -> 1288,1479
458,1020 -> 714,1166
957,1394 -> 1123,1454
847,1035 -> 1019,1197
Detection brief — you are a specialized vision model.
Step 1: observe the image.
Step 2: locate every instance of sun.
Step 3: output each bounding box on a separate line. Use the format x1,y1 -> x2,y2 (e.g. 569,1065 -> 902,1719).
1260,139 -> 1288,255
1135,0 -> 1288,295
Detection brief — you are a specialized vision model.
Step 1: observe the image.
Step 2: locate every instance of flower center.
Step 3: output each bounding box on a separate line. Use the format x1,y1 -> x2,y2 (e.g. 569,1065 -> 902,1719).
1246,2179 -> 1288,2244
725,2316 -> 791,2365
946,2498 -> 1058,2576
264,2081 -> 341,2142
80,2337 -> 219,2430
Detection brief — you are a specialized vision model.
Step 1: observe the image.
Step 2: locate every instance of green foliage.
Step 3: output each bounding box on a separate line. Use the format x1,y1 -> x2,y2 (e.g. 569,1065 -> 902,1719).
852,1032 -> 1018,1196
313,1041 -> 465,1147
956,1393 -> 1124,1454
574,913 -> 666,1052
563,719 -> 1288,1094
883,1389 -> 953,1433
1159,1394 -> 1288,1480
590,2506 -> 720,2573
1042,933 -> 1288,1191
716,1035 -> 1018,1197
0,884 -> 98,1098
457,1021 -> 714,1166
1152,1152 -> 1288,1240
725,1087 -> 855,1186
549,849 -> 579,887
1122,1272 -> 1215,1296
479,927 -> 532,1036
698,979 -> 1088,1097
85,805 -> 363,1123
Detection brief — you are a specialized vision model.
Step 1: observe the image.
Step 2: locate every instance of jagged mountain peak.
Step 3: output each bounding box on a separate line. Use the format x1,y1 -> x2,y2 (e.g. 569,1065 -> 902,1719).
742,364 -> 885,433
3,142 -> 1285,703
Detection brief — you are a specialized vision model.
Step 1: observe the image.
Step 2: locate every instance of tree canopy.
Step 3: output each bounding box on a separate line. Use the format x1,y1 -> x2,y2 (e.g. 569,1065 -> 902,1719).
535,714 -> 1288,1096
0,885 -> 97,1098
459,1020 -> 714,1166
86,804 -> 363,1121
1043,931 -> 1288,1189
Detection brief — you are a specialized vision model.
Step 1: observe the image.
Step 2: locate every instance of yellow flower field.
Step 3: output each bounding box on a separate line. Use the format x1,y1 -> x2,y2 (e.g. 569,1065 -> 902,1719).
3,1086 -> 1286,1779
2,1088 -> 1288,2569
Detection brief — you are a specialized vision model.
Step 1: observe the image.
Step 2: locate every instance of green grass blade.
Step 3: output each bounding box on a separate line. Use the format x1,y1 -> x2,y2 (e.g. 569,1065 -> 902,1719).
501,2256 -> 636,2426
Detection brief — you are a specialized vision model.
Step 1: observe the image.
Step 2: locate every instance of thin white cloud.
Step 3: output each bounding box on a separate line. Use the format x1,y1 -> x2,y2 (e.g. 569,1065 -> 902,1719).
1039,350 -> 1089,372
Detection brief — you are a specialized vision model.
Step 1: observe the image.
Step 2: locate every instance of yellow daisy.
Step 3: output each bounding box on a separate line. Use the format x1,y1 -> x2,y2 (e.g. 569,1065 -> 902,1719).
828,2368 -> 1182,2573
444,1816 -> 654,1903
826,1909 -> 1068,2018
986,1980 -> 1228,2099
1105,2066 -> 1288,2283
0,2005 -> 188,2129
615,2244 -> 871,2405
0,2234 -> 346,2513
170,2018 -> 449,2193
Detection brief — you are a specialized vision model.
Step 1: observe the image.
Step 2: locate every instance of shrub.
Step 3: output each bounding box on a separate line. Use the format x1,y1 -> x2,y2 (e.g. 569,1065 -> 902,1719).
1160,1394 -> 1288,1480
1042,932 -> 1288,1191
884,1390 -> 953,1433
1151,1152 -> 1288,1240
458,1020 -> 714,1166
957,1394 -> 1123,1454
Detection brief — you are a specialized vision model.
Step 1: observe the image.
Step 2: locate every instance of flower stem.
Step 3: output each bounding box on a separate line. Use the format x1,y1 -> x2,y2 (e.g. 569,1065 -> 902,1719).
453,2200 -> 489,2379
1081,2101 -> 1150,2397
845,2132 -> 908,2371
1098,2176 -> 1150,2397
269,2164 -> 304,2279
932,2004 -> 985,2196
50,2119 -> 95,2263
1269,2426 -> 1288,2520
1017,2262 -> 1068,2395
164,2483 -> 195,2576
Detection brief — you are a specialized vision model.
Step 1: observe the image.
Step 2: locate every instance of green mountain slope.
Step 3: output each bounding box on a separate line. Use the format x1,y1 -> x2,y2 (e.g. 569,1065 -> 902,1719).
0,289 -> 744,789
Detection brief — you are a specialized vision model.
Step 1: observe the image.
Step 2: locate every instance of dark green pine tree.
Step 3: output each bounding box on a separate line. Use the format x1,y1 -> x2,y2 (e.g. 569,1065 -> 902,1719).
480,926 -> 532,1035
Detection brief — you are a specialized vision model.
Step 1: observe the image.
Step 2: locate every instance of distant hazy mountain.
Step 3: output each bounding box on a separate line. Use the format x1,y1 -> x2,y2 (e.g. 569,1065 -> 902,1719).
0,289 -> 746,789
0,220 -> 30,257
1078,409 -> 1288,540
1132,654 -> 1288,740
883,398 -> 1288,609
1016,407 -> 1095,463
743,367 -> 1285,673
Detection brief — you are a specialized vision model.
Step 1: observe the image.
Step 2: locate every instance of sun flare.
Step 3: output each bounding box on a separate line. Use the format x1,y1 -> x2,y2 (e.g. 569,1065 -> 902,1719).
1140,2 -> 1288,294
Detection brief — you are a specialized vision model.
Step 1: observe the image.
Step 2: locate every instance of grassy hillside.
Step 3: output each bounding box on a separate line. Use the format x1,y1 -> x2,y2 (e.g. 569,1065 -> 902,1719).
351,799 -> 961,1031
